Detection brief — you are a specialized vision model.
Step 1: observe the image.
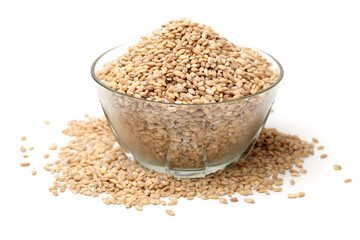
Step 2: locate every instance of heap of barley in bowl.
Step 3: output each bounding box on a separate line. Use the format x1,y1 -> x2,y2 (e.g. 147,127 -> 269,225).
97,18 -> 278,104
92,18 -> 283,176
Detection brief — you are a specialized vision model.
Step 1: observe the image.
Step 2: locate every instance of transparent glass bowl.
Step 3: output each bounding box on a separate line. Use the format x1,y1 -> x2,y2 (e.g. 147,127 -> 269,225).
91,45 -> 283,178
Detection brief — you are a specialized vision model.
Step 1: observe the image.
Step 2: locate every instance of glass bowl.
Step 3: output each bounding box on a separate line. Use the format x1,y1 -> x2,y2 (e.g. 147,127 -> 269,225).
91,44 -> 283,178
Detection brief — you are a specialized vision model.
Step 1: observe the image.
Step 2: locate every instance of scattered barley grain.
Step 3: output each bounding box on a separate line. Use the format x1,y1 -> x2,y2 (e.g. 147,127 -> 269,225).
333,165 -> 342,170
20,146 -> 26,153
287,193 -> 297,199
166,209 -> 175,216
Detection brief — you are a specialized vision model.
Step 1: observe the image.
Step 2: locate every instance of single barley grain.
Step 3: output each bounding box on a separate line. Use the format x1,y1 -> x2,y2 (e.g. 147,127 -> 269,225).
290,179 -> 295,185
21,136 -> 26,141
135,205 -> 143,211
49,143 -> 58,151
230,197 -> 238,202
28,146 -> 34,151
167,201 -> 177,206
44,120 -> 50,125
299,169 -> 307,174
317,146 -> 324,150
333,165 -> 342,170
20,146 -> 26,153
31,170 -> 37,176
312,138 -> 319,143
298,192 -> 305,198
20,162 -> 30,167
44,153 -> 50,159
23,154 -> 29,158
166,209 -> 175,216
320,154 -> 328,159
273,187 -> 282,192
344,179 -> 352,183
219,198 -> 228,204
244,198 -> 255,204
287,193 -> 297,199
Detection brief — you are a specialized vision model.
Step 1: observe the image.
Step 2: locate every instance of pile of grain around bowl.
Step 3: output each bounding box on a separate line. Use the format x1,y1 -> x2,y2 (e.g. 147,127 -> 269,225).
42,116 -> 314,213
94,18 -> 281,168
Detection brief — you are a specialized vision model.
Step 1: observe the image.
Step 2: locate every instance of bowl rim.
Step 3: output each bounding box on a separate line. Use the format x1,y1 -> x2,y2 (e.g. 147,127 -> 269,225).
91,44 -> 284,106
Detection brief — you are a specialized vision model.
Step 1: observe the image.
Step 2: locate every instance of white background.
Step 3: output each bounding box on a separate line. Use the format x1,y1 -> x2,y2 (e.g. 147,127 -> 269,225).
1,0 -> 359,239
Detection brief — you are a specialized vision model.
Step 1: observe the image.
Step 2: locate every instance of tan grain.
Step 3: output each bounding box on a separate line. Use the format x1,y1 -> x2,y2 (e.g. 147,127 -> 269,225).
298,192 -> 305,198
219,198 -> 228,204
135,205 -> 143,211
20,162 -> 30,167
287,193 -> 297,199
20,146 -> 26,153
166,209 -> 175,216
320,154 -> 328,159
312,138 -> 319,143
49,143 -> 58,151
344,179 -> 352,183
244,198 -> 255,204
333,165 -> 342,170
290,179 -> 295,185
21,136 -> 26,141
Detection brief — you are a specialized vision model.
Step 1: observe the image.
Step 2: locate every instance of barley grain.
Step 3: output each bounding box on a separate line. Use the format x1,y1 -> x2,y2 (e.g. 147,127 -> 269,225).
167,201 -> 177,206
244,198 -> 255,204
320,154 -> 328,159
344,179 -> 352,183
20,162 -> 30,167
287,193 -> 297,199
166,209 -> 175,216
29,146 -> 34,151
21,136 -> 26,141
20,146 -> 26,153
298,192 -> 305,198
312,138 -> 319,143
49,143 -> 58,151
219,198 -> 228,204
44,153 -> 50,159
290,179 -> 295,185
317,146 -> 324,150
44,120 -> 50,125
135,205 -> 143,211
31,170 -> 37,176
333,165 -> 342,170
